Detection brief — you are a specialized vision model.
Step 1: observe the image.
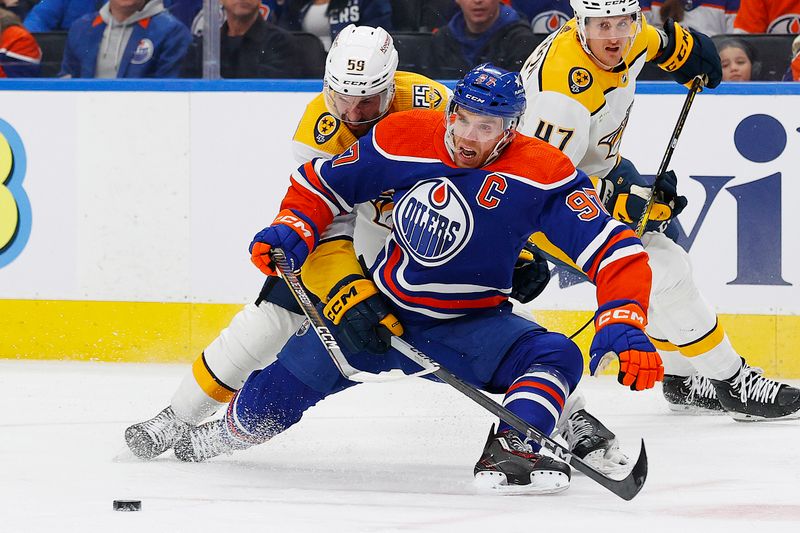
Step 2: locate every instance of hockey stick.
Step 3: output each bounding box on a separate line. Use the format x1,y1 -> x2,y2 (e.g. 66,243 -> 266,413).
565,78 -> 705,344
634,75 -> 705,237
272,248 -> 647,500
271,248 -> 439,382
389,337 -> 647,501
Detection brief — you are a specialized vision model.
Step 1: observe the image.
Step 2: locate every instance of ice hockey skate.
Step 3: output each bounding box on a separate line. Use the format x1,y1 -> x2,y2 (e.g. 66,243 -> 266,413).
662,373 -> 725,414
174,418 -> 250,462
710,359 -> 800,421
474,426 -> 570,495
555,393 -> 630,476
125,406 -> 191,460
558,408 -> 630,476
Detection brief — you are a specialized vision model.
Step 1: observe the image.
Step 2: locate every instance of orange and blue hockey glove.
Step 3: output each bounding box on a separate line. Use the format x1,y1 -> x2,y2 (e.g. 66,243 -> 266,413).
249,209 -> 317,276
589,301 -> 664,391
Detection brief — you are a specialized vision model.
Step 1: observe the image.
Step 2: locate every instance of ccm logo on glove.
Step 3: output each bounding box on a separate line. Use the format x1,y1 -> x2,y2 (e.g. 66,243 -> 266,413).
274,213 -> 313,240
596,304 -> 646,329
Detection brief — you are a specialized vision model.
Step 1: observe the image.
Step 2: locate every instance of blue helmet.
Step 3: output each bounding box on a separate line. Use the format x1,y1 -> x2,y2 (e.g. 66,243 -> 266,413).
445,64 -> 526,166
450,63 -> 527,119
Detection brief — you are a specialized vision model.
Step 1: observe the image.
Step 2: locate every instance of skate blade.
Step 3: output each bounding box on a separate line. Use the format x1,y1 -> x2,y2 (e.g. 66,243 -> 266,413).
730,409 -> 800,422
667,404 -> 725,415
474,471 -> 570,495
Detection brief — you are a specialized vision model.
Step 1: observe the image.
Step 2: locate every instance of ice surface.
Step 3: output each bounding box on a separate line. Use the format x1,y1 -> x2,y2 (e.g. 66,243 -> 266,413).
2,360 -> 799,532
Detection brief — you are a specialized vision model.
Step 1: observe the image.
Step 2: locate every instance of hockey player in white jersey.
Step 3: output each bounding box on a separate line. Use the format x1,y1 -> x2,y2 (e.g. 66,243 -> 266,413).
519,0 -> 800,422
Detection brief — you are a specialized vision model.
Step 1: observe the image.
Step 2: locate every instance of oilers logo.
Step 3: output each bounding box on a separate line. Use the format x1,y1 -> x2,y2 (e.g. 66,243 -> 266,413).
768,15 -> 800,34
393,179 -> 473,267
131,39 -> 154,65
531,10 -> 570,34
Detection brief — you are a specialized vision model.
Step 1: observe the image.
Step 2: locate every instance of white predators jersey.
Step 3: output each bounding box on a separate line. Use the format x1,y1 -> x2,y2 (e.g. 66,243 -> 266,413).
518,18 -> 664,179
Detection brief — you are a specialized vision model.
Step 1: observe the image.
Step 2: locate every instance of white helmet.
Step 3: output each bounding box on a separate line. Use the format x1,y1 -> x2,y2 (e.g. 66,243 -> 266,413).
323,25 -> 399,125
570,0 -> 642,68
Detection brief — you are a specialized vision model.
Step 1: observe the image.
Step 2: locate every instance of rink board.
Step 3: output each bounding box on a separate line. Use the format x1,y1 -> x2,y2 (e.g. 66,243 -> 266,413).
0,81 -> 799,375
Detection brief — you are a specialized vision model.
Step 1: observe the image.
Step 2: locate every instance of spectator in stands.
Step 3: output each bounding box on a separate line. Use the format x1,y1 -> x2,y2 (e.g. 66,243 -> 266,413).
783,34 -> 800,80
429,0 -> 537,78
182,0 -> 299,77
718,38 -> 756,81
734,0 -> 800,34
25,0 -> 202,32
642,0 -> 738,36
60,0 -> 191,78
278,0 -> 392,50
188,1 -> 281,37
509,0 -> 571,33
24,0 -> 98,31
1,6 -> 41,76
1,0 -> 37,20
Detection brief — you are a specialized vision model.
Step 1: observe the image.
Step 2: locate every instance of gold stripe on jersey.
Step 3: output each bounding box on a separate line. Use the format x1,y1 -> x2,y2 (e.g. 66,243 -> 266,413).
676,320 -> 726,357
650,336 -> 680,352
538,18 -> 664,115
292,71 -> 449,158
192,352 -> 237,403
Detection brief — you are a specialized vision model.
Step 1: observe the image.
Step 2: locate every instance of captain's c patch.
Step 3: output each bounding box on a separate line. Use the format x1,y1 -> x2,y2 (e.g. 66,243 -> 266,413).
568,67 -> 592,94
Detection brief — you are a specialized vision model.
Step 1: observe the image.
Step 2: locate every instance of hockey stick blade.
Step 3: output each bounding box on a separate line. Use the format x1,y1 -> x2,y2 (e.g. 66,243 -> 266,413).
391,337 -> 647,500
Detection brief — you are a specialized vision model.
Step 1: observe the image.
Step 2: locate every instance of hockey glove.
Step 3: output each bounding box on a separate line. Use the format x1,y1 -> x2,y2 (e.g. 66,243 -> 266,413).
322,275 -> 404,355
249,209 -> 317,276
657,20 -> 722,89
511,240 -> 551,304
611,171 -> 687,224
589,302 -> 664,391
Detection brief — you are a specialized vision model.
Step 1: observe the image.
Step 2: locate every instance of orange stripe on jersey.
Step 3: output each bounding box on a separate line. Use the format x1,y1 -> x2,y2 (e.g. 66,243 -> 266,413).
138,18 -> 151,29
585,228 -> 637,281
382,246 -> 508,310
594,252 -> 651,314
372,109 -> 444,161
284,177 -> 336,233
486,134 -> 577,187
92,15 -> 104,27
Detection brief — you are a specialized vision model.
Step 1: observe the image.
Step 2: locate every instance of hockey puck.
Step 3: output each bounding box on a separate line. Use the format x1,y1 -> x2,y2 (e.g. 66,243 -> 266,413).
113,500 -> 141,512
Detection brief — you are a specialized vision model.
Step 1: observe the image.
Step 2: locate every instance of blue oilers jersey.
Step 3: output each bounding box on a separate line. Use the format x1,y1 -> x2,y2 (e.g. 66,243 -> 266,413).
282,109 -> 651,322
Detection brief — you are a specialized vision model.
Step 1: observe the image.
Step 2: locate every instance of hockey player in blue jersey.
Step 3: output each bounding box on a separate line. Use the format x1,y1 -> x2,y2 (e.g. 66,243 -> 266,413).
173,64 -> 663,494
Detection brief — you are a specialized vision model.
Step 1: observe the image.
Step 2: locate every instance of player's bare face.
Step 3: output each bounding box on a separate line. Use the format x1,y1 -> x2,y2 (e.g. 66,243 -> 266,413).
331,92 -> 384,137
585,15 -> 637,68
449,108 -> 505,168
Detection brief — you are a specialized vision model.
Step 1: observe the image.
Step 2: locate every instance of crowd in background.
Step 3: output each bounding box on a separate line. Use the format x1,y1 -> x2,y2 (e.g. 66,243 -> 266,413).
0,0 -> 799,81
